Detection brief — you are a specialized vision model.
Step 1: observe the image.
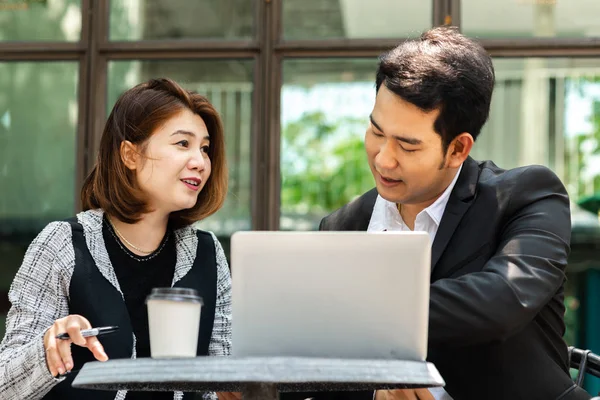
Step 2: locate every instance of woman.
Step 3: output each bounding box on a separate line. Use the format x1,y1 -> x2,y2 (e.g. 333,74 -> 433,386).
0,78 -> 231,400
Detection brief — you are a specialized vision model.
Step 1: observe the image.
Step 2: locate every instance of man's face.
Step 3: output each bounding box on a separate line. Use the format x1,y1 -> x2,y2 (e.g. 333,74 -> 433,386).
365,85 -> 455,206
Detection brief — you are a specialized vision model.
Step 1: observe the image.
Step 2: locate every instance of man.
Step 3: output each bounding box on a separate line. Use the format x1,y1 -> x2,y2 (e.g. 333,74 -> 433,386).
318,27 -> 591,400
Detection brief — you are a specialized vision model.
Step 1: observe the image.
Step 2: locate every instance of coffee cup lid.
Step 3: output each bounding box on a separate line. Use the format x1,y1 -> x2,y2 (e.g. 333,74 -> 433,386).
146,287 -> 203,304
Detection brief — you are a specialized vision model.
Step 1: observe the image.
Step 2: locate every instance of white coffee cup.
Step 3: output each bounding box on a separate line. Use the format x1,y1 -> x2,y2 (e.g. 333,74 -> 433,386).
146,287 -> 203,358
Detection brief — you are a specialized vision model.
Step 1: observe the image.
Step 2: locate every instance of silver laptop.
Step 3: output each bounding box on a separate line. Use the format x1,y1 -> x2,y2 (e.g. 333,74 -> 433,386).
230,231 -> 431,361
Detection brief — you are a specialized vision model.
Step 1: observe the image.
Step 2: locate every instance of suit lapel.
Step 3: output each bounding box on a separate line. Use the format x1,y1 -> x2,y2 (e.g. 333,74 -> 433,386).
431,157 -> 480,272
322,188 -> 378,231
355,188 -> 378,230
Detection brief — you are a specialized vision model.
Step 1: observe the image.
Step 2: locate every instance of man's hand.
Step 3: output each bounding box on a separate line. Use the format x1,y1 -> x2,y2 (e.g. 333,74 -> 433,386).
375,389 -> 435,400
216,392 -> 242,400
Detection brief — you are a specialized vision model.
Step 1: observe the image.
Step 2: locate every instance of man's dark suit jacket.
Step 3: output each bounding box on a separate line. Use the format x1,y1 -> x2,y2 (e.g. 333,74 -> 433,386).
315,157 -> 590,400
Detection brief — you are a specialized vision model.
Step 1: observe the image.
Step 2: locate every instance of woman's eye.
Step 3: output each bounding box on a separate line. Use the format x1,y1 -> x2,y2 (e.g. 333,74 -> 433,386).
201,145 -> 210,154
176,140 -> 189,147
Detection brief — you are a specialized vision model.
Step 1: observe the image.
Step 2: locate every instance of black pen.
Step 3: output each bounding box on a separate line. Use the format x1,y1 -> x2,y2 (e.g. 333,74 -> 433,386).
56,326 -> 119,340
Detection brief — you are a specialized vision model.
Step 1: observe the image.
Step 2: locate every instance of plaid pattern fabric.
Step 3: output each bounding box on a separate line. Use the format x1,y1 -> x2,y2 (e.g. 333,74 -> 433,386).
0,209 -> 231,400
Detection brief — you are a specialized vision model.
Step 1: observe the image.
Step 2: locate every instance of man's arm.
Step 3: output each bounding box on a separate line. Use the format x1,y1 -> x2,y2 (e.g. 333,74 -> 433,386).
428,166 -> 570,347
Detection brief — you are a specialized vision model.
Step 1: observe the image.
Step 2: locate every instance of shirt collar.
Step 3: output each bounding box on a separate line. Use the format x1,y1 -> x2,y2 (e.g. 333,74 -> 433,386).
367,163 -> 463,231
423,163 -> 463,226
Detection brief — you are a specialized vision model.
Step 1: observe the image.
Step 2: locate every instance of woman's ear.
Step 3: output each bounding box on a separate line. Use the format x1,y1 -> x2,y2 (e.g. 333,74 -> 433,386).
120,140 -> 139,170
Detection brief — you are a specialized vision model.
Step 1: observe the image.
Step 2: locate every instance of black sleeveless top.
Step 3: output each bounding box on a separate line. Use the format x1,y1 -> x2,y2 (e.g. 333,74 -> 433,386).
103,216 -> 174,400
43,218 -> 217,400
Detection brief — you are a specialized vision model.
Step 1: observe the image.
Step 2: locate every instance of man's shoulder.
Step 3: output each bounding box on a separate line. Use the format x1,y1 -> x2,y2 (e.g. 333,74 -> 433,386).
477,160 -> 563,190
319,188 -> 378,231
474,160 -> 567,208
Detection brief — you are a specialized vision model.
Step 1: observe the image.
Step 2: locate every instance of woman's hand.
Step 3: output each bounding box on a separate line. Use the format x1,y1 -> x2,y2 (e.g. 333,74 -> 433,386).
43,314 -> 108,377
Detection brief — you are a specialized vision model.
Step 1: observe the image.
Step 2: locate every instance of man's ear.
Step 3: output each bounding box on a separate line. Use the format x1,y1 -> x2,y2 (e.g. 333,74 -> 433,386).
120,140 -> 139,170
446,133 -> 473,168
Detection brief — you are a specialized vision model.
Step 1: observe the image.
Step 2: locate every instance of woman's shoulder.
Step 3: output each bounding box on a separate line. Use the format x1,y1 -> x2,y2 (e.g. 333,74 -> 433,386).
74,208 -> 104,228
32,220 -> 73,251
29,209 -> 103,261
174,225 -> 225,258
175,224 -> 219,243
21,220 -> 76,274
190,228 -> 228,274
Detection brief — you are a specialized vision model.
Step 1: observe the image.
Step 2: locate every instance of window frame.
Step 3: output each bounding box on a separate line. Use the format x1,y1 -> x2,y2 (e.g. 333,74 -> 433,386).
1,0 -> 600,228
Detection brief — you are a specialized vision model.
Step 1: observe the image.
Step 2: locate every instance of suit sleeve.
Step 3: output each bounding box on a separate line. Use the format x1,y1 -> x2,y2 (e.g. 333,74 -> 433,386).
318,218 -> 327,231
428,166 -> 571,347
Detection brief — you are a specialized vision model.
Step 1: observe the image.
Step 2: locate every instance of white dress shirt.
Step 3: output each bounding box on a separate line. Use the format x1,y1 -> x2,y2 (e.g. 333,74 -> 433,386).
367,164 -> 462,400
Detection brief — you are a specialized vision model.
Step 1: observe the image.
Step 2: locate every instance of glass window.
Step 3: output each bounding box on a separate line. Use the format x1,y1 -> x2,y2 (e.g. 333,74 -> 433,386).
280,56 -> 600,235
108,60 -> 254,254
109,0 -> 254,41
0,0 -> 81,41
0,61 -> 79,338
283,0 -> 432,40
473,58 -> 600,205
462,0 -> 600,38
280,59 -> 377,230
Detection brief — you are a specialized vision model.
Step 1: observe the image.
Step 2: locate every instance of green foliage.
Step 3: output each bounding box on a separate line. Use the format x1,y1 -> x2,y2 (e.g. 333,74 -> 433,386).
564,295 -> 581,347
592,99 -> 600,157
281,111 -> 374,215
565,80 -> 600,202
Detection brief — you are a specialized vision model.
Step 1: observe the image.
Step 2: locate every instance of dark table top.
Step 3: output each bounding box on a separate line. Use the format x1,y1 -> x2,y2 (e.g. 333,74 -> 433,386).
72,356 -> 445,393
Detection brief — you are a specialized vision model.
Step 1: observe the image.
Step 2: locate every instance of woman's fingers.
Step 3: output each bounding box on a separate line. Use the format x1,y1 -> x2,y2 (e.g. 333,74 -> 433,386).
65,315 -> 90,346
66,317 -> 108,361
44,332 -> 66,376
56,338 -> 74,372
85,336 -> 108,361
44,314 -> 104,376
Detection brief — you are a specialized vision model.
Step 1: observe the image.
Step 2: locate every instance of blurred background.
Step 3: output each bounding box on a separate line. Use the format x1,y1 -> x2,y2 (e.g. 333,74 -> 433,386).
0,0 -> 599,393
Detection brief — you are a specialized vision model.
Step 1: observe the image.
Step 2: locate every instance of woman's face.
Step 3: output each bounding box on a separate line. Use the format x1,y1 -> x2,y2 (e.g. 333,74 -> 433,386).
126,108 -> 212,215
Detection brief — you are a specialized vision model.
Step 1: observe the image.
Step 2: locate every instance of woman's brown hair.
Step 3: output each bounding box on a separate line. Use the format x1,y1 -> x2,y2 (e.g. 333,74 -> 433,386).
81,78 -> 228,228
